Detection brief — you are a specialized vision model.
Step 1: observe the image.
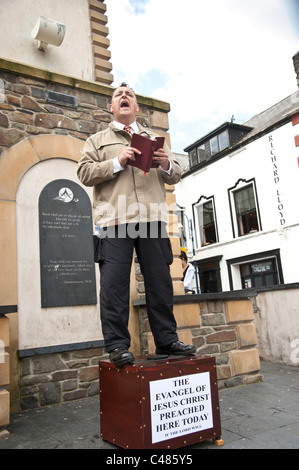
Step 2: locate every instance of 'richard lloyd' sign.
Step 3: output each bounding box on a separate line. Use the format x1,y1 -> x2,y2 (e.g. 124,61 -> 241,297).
150,372 -> 213,444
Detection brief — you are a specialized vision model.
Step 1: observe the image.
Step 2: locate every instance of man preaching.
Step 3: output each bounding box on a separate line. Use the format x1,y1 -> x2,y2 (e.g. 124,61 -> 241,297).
77,82 -> 195,367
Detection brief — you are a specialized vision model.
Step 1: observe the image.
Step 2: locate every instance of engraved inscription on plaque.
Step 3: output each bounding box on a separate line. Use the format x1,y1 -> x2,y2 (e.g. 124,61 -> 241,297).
39,179 -> 97,308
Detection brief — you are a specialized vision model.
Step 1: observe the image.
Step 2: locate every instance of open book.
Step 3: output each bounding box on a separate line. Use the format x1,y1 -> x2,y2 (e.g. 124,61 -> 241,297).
127,134 -> 165,173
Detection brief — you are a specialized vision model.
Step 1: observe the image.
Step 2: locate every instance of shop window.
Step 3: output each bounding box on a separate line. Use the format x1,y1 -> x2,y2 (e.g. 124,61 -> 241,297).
240,259 -> 278,289
227,249 -> 283,291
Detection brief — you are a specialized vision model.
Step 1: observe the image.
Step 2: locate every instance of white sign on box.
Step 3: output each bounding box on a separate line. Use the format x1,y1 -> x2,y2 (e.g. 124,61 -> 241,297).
150,371 -> 213,444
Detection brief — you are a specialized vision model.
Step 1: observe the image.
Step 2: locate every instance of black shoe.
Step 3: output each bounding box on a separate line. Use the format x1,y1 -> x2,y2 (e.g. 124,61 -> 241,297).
156,341 -> 196,356
109,348 -> 135,367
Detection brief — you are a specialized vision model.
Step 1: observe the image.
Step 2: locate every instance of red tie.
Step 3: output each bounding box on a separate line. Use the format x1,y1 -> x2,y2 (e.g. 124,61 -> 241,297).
124,125 -> 133,138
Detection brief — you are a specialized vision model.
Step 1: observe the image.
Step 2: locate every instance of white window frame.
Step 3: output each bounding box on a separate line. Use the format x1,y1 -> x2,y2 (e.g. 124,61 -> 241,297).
228,178 -> 262,238
193,196 -> 218,248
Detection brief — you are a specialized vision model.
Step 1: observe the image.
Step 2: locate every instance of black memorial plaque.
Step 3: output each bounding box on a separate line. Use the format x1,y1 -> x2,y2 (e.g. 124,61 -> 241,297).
39,179 -> 97,308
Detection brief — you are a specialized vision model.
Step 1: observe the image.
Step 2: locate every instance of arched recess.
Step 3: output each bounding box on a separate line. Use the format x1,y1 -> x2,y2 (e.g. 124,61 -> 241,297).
0,134 -> 85,310
0,134 -> 95,405
1,132 -> 103,347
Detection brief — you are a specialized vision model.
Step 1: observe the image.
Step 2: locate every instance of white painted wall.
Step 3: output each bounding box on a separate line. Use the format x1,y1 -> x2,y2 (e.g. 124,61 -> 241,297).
175,121 -> 299,291
0,0 -> 94,81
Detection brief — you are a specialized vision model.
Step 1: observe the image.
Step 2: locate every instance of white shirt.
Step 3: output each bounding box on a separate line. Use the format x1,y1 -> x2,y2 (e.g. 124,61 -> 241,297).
184,264 -> 195,290
112,121 -> 172,175
113,120 -> 139,133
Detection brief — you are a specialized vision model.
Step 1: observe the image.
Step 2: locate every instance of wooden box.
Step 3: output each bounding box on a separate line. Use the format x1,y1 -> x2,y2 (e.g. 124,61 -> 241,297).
99,355 -> 222,449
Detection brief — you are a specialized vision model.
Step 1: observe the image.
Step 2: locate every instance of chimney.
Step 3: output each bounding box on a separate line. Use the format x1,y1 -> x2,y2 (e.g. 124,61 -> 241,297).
293,52 -> 299,88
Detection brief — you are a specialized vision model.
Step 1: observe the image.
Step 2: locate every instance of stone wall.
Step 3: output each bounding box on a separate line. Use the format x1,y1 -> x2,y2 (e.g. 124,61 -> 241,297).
88,0 -> 114,85
135,293 -> 261,389
0,58 -> 171,158
19,347 -> 107,410
17,293 -> 261,411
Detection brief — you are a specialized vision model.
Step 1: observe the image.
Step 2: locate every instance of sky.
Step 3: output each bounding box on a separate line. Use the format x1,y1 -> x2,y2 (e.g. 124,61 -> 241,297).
105,0 -> 299,154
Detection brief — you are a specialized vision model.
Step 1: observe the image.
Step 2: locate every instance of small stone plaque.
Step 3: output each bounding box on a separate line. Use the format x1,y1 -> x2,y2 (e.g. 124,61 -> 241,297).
39,179 -> 97,308
46,90 -> 77,108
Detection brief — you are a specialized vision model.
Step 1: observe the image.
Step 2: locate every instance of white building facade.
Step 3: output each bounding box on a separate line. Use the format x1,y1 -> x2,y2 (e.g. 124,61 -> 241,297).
175,90 -> 299,294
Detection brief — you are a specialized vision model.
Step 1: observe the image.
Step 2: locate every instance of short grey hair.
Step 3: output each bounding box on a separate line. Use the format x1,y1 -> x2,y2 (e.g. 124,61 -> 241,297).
112,82 -> 136,98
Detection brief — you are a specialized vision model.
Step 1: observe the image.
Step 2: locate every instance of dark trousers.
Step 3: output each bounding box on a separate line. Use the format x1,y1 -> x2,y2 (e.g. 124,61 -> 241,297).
96,223 -> 178,352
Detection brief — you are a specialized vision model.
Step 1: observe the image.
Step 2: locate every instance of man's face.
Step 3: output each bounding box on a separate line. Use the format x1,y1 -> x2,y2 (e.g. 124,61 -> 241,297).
110,86 -> 139,124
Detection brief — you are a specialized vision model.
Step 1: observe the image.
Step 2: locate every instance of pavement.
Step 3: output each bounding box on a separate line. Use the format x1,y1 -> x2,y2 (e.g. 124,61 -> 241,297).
0,360 -> 298,451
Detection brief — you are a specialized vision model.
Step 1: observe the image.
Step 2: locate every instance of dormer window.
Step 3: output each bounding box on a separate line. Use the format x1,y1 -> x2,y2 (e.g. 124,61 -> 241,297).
185,122 -> 252,171
189,144 -> 206,167
210,130 -> 229,156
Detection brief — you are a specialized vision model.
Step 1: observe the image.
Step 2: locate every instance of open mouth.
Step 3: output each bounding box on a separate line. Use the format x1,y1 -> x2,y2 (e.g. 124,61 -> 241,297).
121,101 -> 129,108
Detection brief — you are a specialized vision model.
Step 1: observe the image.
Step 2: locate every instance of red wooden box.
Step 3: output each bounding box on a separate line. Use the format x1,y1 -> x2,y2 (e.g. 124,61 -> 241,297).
99,355 -> 222,449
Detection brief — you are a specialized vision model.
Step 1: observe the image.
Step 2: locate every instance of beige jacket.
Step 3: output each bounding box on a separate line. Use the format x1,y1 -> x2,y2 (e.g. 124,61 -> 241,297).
77,122 -> 181,227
